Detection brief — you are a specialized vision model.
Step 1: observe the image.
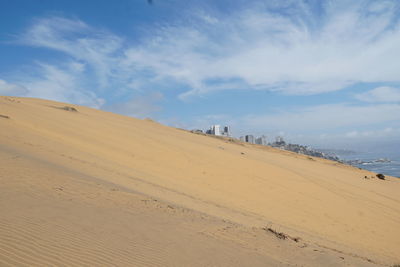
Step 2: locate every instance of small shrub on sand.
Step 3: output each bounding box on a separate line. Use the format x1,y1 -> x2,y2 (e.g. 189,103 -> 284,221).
61,106 -> 78,112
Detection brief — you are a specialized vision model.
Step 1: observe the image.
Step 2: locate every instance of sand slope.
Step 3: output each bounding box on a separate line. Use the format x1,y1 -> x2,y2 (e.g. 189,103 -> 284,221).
1,96 -> 399,266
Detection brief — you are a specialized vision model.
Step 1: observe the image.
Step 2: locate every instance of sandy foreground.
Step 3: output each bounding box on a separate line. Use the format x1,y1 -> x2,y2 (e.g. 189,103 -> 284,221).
0,96 -> 399,266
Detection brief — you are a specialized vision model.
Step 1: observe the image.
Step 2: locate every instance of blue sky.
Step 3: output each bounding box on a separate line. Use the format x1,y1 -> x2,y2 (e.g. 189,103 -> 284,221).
1,0 -> 400,151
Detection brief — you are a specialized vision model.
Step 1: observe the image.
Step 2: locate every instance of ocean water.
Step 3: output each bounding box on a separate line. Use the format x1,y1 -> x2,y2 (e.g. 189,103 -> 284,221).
338,151 -> 400,178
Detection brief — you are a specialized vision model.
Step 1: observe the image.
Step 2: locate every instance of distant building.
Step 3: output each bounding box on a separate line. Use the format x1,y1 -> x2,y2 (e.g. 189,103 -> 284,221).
245,135 -> 254,144
239,136 -> 245,142
221,126 -> 231,136
274,136 -> 286,146
210,125 -> 221,136
191,129 -> 203,134
255,135 -> 268,145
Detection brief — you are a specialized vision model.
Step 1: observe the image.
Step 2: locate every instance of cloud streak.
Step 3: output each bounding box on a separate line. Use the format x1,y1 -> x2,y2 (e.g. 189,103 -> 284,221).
20,17 -> 123,88
355,86 -> 400,103
16,63 -> 105,108
241,103 -> 400,132
0,79 -> 28,96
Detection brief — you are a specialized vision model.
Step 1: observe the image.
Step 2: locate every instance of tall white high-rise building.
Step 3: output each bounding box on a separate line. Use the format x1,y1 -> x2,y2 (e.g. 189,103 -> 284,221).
245,135 -> 254,144
211,125 -> 221,136
255,135 -> 268,145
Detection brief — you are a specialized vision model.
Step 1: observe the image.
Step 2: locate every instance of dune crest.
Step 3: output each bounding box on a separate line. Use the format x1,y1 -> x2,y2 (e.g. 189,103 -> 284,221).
1,96 -> 399,266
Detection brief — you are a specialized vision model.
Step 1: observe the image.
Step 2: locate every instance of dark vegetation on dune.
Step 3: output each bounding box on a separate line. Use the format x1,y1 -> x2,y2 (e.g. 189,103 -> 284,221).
53,106 -> 78,112
263,227 -> 300,243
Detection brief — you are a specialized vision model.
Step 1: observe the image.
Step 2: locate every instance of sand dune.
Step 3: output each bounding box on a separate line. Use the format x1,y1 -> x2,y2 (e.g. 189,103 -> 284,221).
1,96 -> 399,266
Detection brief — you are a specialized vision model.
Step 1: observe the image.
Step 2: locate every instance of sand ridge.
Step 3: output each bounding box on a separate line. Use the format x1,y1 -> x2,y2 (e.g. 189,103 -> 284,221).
1,96 -> 399,266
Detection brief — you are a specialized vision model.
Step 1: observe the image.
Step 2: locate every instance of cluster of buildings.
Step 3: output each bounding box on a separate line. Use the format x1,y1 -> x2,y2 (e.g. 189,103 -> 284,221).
196,125 -> 269,145
197,125 -> 286,147
239,135 -> 268,145
193,125 -> 340,162
204,125 -> 231,136
190,125 -> 231,136
269,136 -> 340,161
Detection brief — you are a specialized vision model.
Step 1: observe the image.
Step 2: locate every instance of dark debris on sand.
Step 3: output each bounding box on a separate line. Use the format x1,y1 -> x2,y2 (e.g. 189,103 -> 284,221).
0,114 -> 10,119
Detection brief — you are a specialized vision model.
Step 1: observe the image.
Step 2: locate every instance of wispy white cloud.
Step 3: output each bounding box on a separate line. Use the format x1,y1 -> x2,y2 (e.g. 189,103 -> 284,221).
312,127 -> 400,149
12,16 -> 166,112
20,17 -> 123,88
0,79 -> 28,95
355,86 -> 400,103
4,17 -> 127,108
18,63 -> 104,108
242,103 -> 400,132
344,127 -> 400,138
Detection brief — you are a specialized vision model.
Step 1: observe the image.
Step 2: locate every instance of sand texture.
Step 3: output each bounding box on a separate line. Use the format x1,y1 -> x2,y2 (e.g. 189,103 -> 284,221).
1,96 -> 399,266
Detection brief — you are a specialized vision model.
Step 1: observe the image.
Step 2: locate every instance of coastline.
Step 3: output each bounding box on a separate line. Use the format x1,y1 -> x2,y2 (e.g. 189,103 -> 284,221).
339,153 -> 400,178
